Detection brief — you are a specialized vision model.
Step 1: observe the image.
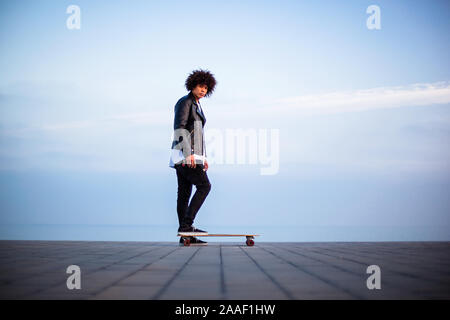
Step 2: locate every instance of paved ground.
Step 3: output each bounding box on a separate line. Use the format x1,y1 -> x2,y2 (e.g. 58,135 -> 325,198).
0,240 -> 449,299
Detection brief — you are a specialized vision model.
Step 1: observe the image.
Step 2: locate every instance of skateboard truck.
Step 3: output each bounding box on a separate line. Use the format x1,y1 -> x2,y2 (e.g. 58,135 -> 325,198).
182,237 -> 191,247
245,236 -> 255,247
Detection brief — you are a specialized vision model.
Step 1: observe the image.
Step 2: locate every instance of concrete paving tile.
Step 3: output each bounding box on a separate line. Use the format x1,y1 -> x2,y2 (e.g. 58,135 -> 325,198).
1,240 -> 449,299
117,270 -> 174,286
158,285 -> 222,300
0,285 -> 41,299
90,285 -> 160,300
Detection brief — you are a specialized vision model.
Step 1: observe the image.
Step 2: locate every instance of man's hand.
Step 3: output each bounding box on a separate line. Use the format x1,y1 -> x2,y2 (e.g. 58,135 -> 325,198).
182,155 -> 196,168
204,159 -> 208,171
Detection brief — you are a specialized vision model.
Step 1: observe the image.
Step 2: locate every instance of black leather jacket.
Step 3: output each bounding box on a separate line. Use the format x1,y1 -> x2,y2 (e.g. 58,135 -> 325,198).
171,91 -> 206,158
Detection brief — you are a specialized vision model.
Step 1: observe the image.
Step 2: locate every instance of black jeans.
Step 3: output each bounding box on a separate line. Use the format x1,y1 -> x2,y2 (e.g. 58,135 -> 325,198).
175,164 -> 211,229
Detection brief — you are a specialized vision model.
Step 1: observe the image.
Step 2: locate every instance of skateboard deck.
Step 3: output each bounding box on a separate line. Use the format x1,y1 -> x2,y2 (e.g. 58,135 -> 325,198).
177,233 -> 259,246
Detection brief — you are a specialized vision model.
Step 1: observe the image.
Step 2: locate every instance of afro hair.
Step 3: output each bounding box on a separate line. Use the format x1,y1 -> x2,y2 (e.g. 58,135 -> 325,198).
185,69 -> 217,97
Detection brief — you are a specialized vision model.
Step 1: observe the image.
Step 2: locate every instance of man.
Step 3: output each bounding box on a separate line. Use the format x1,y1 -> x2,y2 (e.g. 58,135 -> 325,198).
169,69 -> 217,245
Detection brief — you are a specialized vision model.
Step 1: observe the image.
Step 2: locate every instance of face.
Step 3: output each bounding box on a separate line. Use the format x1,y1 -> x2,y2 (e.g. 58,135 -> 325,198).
192,84 -> 208,100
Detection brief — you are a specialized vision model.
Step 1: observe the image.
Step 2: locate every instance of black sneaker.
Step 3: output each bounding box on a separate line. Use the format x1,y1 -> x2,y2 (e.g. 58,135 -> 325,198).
179,236 -> 207,246
190,237 -> 208,246
192,226 -> 208,234
178,225 -> 193,232
177,226 -> 208,235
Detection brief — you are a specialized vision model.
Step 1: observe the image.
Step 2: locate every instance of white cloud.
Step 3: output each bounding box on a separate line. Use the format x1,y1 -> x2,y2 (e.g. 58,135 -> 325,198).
37,111 -> 171,132
19,81 -> 450,134
41,120 -> 94,131
106,111 -> 170,125
269,81 -> 450,116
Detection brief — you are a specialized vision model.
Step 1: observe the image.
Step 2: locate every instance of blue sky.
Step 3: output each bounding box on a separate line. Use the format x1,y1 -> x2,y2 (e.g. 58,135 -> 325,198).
0,0 -> 449,241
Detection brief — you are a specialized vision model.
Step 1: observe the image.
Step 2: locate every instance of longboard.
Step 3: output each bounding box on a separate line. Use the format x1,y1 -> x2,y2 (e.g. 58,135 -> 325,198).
177,233 -> 259,246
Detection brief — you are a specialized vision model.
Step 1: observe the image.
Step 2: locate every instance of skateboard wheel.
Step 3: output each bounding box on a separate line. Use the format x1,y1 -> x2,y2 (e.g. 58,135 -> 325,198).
183,238 -> 191,246
246,239 -> 254,246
